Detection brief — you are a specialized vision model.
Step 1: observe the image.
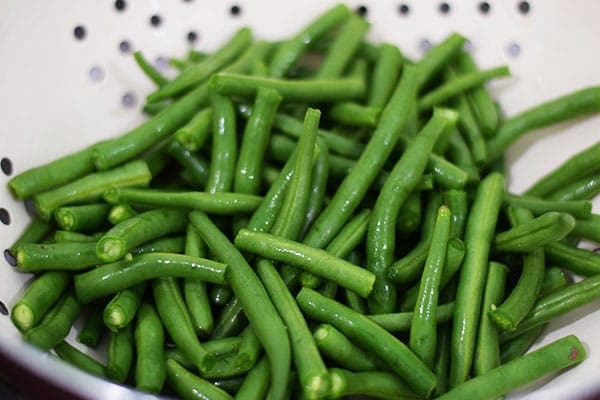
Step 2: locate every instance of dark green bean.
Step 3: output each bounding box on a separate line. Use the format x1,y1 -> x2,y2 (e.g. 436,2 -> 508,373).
15,242 -> 102,272
33,159 -> 151,221
210,297 -> 248,340
190,211 -> 291,400
235,229 -> 375,297
368,43 -> 403,107
11,271 -> 71,332
503,192 -> 592,219
438,335 -> 586,400
452,84 -> 488,165
473,261 -> 508,376
135,302 -> 166,393
103,284 -> 146,332
54,203 -> 110,232
24,291 -> 81,350
53,230 -> 100,243
450,172 -> 505,388
328,368 -> 420,400
148,28 -> 253,103
174,108 -> 212,152
133,51 -> 168,87
103,187 -> 263,215
74,252 -> 228,303
499,324 -> 547,364
315,14 -> 369,78
211,72 -> 366,103
207,91 -> 237,193
301,138 -> 329,237
494,211 -> 575,253
296,287 -> 437,398
485,87 -> 600,164
167,141 -> 210,189
107,323 -> 134,383
77,303 -> 106,347
489,208 -> 545,332
396,191 -> 422,234
130,235 -> 186,255
166,359 -> 234,400
54,341 -> 107,378
539,266 -> 569,296
268,4 -> 351,77
96,208 -> 188,262
410,205 -> 452,367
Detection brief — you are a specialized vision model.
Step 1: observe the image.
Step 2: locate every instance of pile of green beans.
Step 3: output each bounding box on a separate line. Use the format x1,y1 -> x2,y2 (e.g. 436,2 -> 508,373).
5,3 -> 600,399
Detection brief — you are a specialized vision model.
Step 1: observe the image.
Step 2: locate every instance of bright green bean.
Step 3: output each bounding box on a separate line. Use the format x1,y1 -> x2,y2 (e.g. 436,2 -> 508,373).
234,356 -> 270,400
15,242 -> 102,272
572,214 -> 600,243
328,102 -> 381,127
547,173 -> 600,201
167,359 -> 234,400
416,33 -> 466,90
184,224 -> 213,338
174,108 -> 212,152
545,241 -> 600,276
368,302 -> 455,332
133,51 -> 168,87
54,203 -> 110,232
103,284 -> 146,332
135,302 -> 166,393
504,192 -> 592,219
54,341 -> 107,378
108,203 -> 137,225
368,43 -> 403,107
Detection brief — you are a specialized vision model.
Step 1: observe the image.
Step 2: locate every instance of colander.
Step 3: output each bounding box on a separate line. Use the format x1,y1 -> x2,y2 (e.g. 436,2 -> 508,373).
1,0 -> 599,399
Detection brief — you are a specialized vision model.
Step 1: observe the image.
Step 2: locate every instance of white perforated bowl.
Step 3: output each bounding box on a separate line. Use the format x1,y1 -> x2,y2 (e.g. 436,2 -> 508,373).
1,1 -> 599,399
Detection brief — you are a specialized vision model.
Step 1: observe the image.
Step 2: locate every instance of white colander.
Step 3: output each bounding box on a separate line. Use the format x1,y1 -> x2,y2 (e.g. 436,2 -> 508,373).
1,0 -> 599,399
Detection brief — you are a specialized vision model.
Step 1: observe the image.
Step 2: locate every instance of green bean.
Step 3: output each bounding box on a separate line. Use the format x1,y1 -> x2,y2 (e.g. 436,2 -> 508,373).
296,287 -> 436,398
135,302 -> 166,393
445,128 -> 481,184
169,56 -> 188,71
107,323 -> 134,383
54,203 -> 110,232
300,65 -> 418,251
301,138 -> 329,237
147,28 -> 253,103
368,43 -> 403,107
454,51 -> 500,136
452,85 -> 488,165
8,144 -> 98,200
329,368 -> 419,400
368,302 -> 455,332
540,266 -> 569,296
572,214 -> 600,243
328,102 -> 381,128
11,271 -> 71,332
399,238 -> 465,311
450,172 -> 505,388
6,218 -> 52,260
444,189 -> 468,239
437,335 -> 586,400
96,208 -> 187,262
211,72 -> 365,103
206,92 -> 237,193
211,297 -> 248,340
15,242 -> 102,272
313,323 -> 388,372
212,377 -> 245,395
93,41 -> 271,170
167,141 -> 209,188
485,86 -> 600,164
415,33 -> 466,90
387,193 -> 442,284
489,208 -> 545,332
143,100 -> 171,116
271,108 -> 320,241
174,108 -> 212,152
131,235 -> 186,255
54,341 -> 107,378
153,277 -> 214,374
235,229 -> 375,297
268,4 -> 351,77
234,356 -> 270,400
167,359 -> 234,400
33,159 -> 151,221
396,191 -> 422,234
433,322 -> 453,397
77,303 -> 106,347
257,259 -> 330,399
547,173 -> 600,201
24,291 -> 81,350
190,211 -> 291,400
235,88 -> 282,197
366,108 -> 457,313
501,273 -> 600,341
108,203 -> 137,225
473,262 -> 508,376
183,225 -> 213,337
104,284 -> 146,332
315,14 -> 370,78
545,241 -> 600,276
74,252 -> 228,303
419,66 -> 510,111
167,337 -> 243,363
503,192 -> 592,219
494,211 -> 575,253
410,205 -> 452,367
52,230 -> 97,243
499,324 -> 547,364
133,51 -> 168,87
103,188 -> 262,215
